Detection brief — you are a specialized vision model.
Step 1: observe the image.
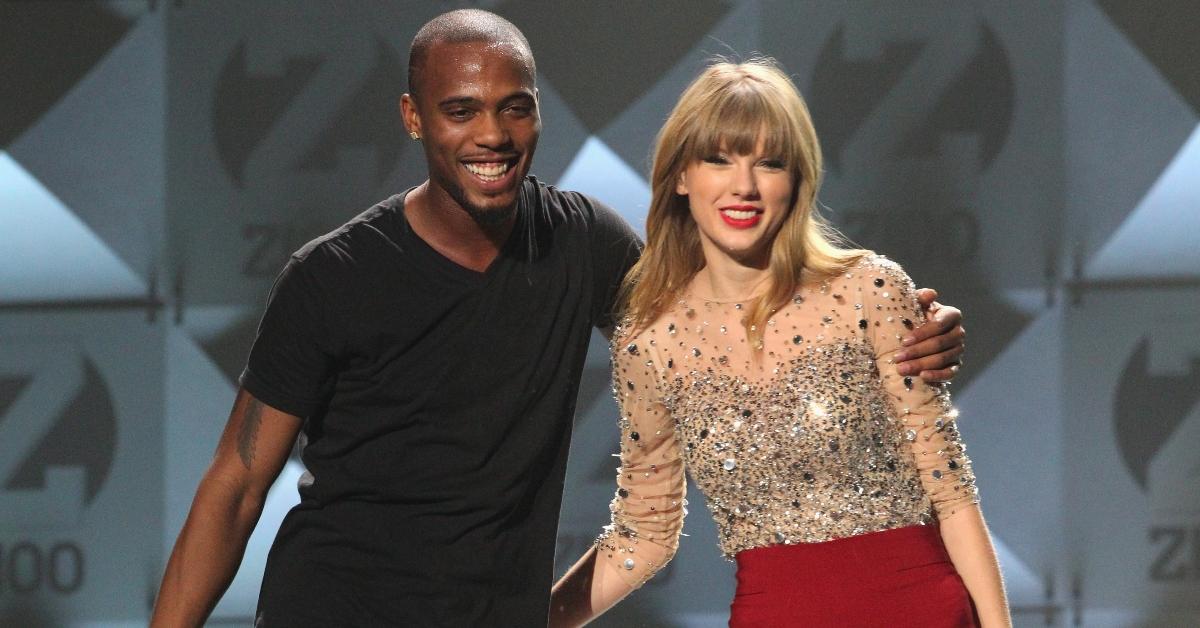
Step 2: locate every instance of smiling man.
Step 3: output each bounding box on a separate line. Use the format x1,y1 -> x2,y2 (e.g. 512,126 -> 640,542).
150,9 -> 966,627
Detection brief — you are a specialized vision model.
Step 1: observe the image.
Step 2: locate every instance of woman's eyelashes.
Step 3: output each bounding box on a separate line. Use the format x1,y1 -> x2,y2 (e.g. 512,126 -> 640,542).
699,154 -> 787,170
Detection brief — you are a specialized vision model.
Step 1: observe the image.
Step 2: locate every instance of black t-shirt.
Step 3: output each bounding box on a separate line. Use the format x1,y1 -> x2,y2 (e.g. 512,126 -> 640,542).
240,178 -> 641,627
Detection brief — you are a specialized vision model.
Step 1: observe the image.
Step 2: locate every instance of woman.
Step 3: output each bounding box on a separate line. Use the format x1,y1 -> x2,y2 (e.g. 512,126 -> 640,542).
550,59 -> 1009,627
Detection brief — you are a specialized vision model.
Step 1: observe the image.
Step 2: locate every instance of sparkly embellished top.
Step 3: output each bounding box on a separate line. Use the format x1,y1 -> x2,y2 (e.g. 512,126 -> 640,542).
594,255 -> 979,588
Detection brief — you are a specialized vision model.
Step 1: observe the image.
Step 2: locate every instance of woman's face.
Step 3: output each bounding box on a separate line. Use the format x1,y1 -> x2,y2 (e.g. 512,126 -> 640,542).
677,139 -> 795,268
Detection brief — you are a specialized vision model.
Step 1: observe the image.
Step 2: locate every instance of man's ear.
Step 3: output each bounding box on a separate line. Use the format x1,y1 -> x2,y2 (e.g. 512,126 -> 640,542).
676,171 -> 688,196
400,93 -> 421,137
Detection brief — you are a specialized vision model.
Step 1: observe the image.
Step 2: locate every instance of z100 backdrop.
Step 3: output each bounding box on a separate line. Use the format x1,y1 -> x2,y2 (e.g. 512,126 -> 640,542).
1,1 -> 1197,626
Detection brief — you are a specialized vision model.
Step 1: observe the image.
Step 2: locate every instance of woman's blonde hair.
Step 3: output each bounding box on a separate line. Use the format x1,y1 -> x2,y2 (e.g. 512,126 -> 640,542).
620,57 -> 867,347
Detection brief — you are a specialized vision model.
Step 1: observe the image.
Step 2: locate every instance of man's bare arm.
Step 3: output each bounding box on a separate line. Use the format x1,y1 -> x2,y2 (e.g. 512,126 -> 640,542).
150,388 -> 302,628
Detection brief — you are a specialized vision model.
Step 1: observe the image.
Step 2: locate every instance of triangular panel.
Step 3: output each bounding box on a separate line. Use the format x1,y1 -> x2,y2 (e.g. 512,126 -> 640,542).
556,137 -> 650,237
1097,0 -> 1200,116
0,3 -> 134,146
1066,1 -> 1198,264
8,13 -> 166,281
0,152 -> 144,302
1086,124 -> 1200,280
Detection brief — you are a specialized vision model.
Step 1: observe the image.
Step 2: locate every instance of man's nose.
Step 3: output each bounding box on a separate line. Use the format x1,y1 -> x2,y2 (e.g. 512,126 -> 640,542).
475,112 -> 510,148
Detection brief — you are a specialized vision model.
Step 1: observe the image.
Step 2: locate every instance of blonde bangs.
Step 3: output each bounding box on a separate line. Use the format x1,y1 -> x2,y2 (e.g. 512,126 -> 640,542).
679,79 -> 802,173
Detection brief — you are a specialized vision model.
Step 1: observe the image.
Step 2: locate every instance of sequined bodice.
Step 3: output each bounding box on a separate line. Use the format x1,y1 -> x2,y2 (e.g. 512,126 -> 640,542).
594,256 -> 977,587
663,338 -> 933,555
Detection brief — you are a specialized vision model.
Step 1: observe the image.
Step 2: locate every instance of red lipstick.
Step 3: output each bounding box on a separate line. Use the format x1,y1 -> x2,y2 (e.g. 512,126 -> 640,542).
719,205 -> 762,229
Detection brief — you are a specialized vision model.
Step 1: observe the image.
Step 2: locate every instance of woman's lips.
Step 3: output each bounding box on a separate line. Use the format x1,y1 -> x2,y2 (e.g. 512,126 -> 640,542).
719,207 -> 762,228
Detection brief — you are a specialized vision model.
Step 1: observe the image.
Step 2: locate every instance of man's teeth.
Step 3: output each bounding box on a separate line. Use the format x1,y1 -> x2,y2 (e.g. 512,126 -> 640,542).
722,209 -> 758,220
464,162 -> 509,181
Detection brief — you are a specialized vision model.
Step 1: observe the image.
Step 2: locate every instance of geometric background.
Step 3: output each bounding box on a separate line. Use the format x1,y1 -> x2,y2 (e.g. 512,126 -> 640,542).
1,1 -> 1197,625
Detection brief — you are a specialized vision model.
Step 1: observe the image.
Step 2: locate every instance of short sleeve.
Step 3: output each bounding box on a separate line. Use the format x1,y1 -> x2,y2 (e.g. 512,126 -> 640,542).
864,257 -> 978,520
587,200 -> 643,330
594,328 -> 685,589
239,254 -> 340,418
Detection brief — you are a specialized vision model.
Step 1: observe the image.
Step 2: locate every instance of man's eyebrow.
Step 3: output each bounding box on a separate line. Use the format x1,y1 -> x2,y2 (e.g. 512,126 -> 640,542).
437,91 -> 535,109
437,96 -> 482,108
502,92 -> 536,104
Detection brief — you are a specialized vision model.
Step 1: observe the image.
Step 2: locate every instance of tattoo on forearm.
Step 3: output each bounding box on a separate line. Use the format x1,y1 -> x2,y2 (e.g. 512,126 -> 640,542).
237,399 -> 264,469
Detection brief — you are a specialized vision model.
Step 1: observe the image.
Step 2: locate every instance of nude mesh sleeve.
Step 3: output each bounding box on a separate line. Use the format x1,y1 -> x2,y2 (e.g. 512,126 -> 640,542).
866,258 -> 979,520
594,332 -> 686,589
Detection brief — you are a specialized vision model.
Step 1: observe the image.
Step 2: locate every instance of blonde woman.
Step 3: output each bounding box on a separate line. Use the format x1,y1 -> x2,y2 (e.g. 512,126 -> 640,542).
550,59 -> 1009,627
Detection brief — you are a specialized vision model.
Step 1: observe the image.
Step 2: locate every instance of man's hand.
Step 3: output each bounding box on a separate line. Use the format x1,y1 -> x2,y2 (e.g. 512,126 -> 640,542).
894,288 -> 965,381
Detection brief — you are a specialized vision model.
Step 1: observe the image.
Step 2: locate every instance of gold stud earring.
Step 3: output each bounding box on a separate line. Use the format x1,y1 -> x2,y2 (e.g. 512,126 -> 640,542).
409,131 -> 420,140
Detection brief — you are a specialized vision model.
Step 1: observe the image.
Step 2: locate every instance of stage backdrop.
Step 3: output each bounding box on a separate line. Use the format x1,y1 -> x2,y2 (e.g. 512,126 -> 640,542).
1,1 -> 1197,626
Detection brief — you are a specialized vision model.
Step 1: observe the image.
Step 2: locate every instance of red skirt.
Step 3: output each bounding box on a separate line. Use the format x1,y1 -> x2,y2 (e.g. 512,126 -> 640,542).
729,524 -> 978,627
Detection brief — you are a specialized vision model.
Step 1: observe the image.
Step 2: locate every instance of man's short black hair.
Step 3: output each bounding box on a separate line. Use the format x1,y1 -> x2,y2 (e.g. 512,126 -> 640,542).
408,9 -> 535,98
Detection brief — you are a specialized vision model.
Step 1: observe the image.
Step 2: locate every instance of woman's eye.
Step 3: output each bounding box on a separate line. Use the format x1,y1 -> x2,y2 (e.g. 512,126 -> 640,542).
702,155 -> 729,165
760,159 -> 786,169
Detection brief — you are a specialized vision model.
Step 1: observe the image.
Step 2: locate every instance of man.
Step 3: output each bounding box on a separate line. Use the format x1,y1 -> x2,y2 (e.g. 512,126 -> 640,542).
151,9 -> 965,627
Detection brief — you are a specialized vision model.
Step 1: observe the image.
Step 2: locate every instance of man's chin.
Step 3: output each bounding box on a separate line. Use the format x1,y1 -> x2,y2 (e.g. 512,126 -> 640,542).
441,177 -> 522,227
464,200 -> 517,227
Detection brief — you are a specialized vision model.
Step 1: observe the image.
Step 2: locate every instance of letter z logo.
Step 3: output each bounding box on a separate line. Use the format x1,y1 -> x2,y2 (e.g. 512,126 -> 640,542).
0,340 -> 117,526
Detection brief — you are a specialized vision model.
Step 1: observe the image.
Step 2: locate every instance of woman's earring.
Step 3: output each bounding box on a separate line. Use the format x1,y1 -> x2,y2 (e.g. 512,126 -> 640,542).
409,131 -> 420,140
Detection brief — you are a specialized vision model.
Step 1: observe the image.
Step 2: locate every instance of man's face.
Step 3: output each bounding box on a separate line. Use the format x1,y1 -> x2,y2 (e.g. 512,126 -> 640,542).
405,40 -> 540,225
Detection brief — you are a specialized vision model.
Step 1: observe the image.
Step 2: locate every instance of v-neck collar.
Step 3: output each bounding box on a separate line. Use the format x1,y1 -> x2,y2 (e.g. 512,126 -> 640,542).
395,182 -> 532,284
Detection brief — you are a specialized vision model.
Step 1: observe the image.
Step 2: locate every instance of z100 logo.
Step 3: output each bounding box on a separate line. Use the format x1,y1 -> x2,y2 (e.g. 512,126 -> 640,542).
0,542 -> 84,594
1115,338 -> 1200,583
0,341 -> 118,596
1149,527 -> 1200,582
809,20 -> 1013,176
215,35 -> 409,279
